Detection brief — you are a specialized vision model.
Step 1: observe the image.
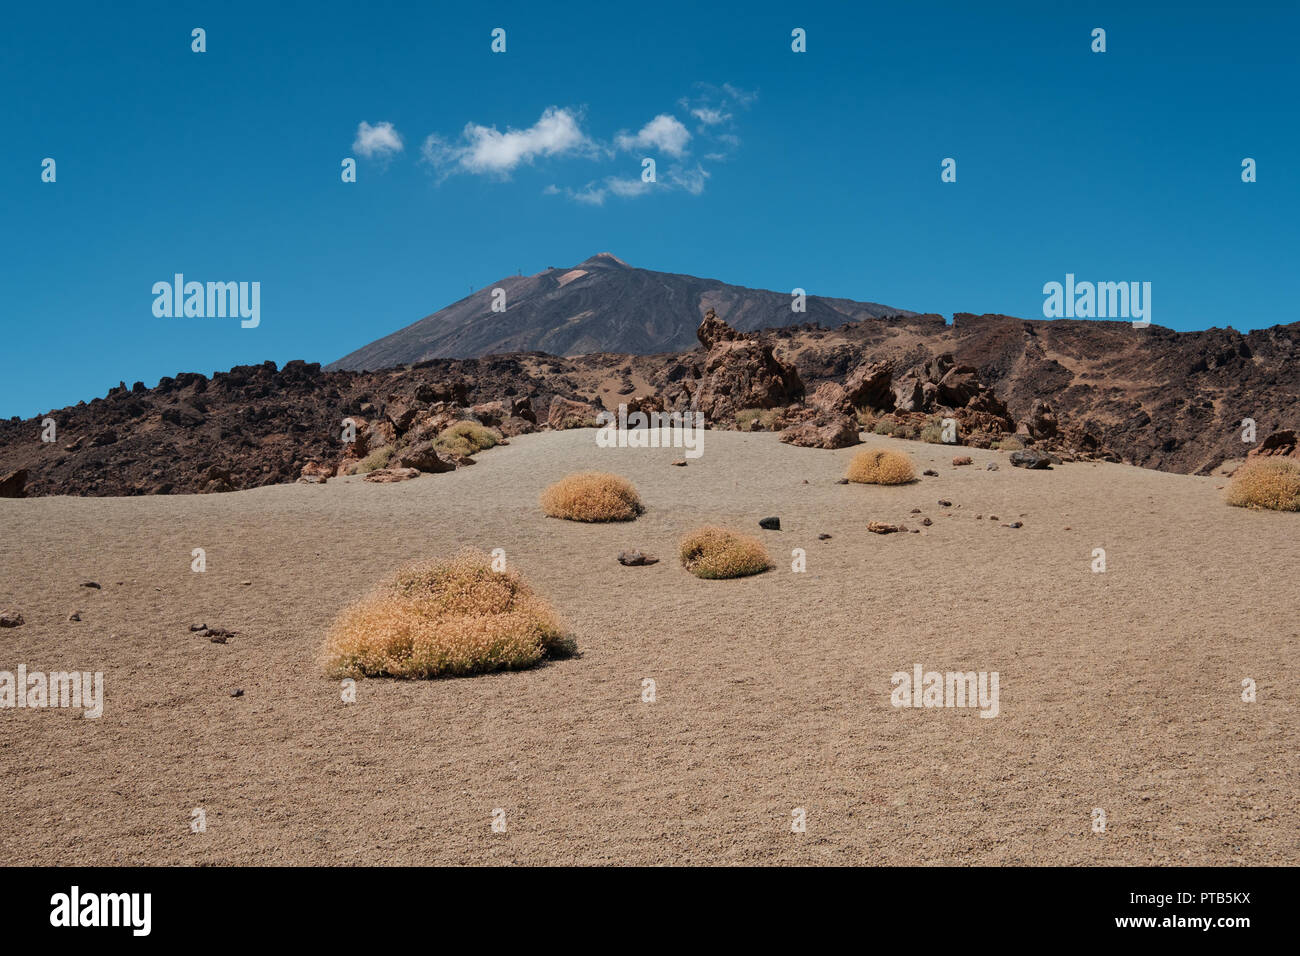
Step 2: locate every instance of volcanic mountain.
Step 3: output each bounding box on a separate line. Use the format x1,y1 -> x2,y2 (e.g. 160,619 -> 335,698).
325,252 -> 912,370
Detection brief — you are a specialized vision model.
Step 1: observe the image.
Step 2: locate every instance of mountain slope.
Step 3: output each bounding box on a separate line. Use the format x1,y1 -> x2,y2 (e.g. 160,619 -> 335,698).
325,252 -> 912,370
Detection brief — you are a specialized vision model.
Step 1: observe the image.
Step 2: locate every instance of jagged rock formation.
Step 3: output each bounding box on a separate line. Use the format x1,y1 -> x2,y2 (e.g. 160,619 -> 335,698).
2,305 -> 1297,496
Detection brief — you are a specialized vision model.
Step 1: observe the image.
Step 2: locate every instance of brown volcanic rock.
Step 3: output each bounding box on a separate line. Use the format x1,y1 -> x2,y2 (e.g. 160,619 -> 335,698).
548,396 -> 599,430
2,275 -> 1297,495
1247,429 -> 1298,461
693,310 -> 804,422
363,466 -> 420,483
0,468 -> 27,498
779,415 -> 861,449
808,382 -> 851,416
0,356 -> 597,497
843,359 -> 895,410
395,441 -> 457,473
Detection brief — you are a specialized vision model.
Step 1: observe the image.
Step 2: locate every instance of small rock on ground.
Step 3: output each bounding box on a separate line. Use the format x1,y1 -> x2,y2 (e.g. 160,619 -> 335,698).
617,550 -> 659,566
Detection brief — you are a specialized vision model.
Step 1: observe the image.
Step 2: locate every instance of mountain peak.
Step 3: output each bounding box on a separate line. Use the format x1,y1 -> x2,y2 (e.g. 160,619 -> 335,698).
326,258 -> 912,370
579,252 -> 631,269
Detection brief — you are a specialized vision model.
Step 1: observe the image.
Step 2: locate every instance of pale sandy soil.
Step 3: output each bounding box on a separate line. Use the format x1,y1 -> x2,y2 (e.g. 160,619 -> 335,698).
0,430 -> 1296,865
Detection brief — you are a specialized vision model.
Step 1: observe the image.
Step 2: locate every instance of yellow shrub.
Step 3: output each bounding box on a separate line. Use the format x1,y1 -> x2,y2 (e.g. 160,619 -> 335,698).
540,472 -> 644,521
434,421 -> 501,457
351,445 -> 393,474
321,552 -> 572,679
845,448 -> 916,485
1226,459 -> 1300,511
679,526 -> 772,579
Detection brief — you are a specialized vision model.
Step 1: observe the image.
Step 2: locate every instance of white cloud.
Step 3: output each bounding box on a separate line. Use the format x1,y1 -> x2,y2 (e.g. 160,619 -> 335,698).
569,183 -> 609,205
606,177 -> 653,198
722,83 -> 758,107
553,175 -> 652,206
667,164 -> 709,195
691,107 -> 730,126
615,114 -> 691,157
353,121 -> 404,160
422,107 -> 594,177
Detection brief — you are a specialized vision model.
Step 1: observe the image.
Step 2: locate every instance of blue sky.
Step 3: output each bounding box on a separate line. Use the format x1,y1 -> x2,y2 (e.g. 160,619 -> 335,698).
2,1 -> 1296,418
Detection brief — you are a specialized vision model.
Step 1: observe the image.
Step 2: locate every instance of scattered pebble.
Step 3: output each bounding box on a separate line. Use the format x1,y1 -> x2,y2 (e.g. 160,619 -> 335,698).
81,581 -> 101,590
68,611 -> 81,622
835,478 -> 849,485
986,462 -> 999,471
230,689 -> 244,698
952,456 -> 973,466
867,522 -> 901,534
670,459 -> 687,467
1002,521 -> 1023,529
923,469 -> 939,477
818,533 -> 832,540
240,581 -> 252,586
909,508 -> 921,514
189,623 -> 207,632
759,516 -> 781,531
938,499 -> 952,507
0,610 -> 24,628
989,515 -> 998,521
617,550 -> 659,567
921,517 -> 933,526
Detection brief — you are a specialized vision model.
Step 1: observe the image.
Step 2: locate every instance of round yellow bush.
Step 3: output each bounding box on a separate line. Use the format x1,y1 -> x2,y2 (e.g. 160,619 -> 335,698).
845,448 -> 916,485
540,472 -> 644,522
434,421 -> 500,457
1226,459 -> 1300,511
679,526 -> 772,579
321,552 -> 572,679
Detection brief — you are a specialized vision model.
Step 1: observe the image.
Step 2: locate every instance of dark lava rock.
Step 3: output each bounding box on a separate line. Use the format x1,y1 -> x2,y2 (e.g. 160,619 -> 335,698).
0,610 -> 24,628
1010,450 -> 1052,470
759,517 -> 781,530
0,468 -> 27,498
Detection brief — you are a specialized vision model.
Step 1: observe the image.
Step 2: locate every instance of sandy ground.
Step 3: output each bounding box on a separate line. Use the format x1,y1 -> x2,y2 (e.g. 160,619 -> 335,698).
0,430 -> 1296,866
